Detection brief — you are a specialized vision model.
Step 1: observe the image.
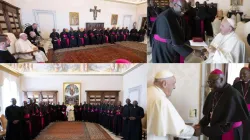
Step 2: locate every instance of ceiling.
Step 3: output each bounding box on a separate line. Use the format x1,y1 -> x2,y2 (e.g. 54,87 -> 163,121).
104,0 -> 146,4
0,63 -> 141,76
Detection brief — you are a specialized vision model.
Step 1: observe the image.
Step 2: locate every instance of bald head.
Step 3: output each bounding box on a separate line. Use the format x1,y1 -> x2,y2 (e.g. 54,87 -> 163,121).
240,67 -> 250,82
170,0 -> 187,15
220,18 -> 235,35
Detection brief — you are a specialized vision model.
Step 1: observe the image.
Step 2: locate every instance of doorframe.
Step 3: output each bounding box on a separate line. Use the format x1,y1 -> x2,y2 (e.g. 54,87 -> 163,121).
137,14 -> 147,29
33,9 -> 57,32
123,15 -> 132,30
128,85 -> 142,105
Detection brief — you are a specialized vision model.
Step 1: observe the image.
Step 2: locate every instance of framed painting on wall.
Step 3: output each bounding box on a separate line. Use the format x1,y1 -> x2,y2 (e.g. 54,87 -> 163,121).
69,12 -> 79,25
111,14 -> 118,25
63,82 -> 81,105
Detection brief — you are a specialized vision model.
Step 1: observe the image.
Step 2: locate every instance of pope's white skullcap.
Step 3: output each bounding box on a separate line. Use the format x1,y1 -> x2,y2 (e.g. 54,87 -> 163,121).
155,70 -> 174,79
19,33 -> 26,37
225,17 -> 236,28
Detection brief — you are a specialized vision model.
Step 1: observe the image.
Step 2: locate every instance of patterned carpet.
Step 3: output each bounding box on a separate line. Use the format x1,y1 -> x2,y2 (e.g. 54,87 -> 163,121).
35,122 -> 113,140
47,41 -> 146,63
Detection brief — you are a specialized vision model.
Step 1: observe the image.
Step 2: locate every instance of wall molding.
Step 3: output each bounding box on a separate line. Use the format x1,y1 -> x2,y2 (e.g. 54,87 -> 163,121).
128,85 -> 142,104
33,9 -> 57,30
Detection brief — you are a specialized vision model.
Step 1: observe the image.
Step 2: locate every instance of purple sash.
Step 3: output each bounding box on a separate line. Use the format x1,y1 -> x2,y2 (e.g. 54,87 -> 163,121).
247,104 -> 250,111
150,17 -> 156,22
222,121 -> 242,140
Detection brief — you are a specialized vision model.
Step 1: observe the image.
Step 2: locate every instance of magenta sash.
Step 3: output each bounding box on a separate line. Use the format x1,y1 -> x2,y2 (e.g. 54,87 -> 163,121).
80,38 -> 84,45
90,33 -> 94,37
71,36 -> 75,39
116,111 -> 121,115
201,20 -> 204,36
24,114 -> 32,135
222,121 -> 242,140
247,104 -> 250,111
40,112 -> 44,129
57,39 -> 61,46
105,36 -> 109,43
150,17 -> 156,22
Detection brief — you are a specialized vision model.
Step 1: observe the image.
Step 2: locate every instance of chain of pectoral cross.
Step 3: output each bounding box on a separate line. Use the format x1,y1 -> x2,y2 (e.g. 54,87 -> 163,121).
210,92 -> 224,119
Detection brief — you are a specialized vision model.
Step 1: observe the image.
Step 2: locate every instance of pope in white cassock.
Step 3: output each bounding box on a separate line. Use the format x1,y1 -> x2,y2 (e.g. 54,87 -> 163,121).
15,33 -> 48,62
204,17 -> 245,63
66,103 -> 75,121
147,70 -> 195,140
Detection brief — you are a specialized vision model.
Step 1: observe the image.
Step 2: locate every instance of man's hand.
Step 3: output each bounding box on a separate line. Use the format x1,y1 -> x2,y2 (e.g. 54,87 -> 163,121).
206,45 -> 217,53
193,124 -> 202,136
193,50 -> 203,58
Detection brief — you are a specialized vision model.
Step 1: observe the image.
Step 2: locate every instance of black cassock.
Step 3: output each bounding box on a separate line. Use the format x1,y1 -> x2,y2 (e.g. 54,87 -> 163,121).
115,29 -> 121,42
30,104 -> 40,138
138,29 -> 146,42
79,105 -> 83,121
192,5 -> 207,40
0,50 -> 17,63
60,32 -> 69,48
104,104 -> 109,128
123,29 -> 129,41
76,31 -> 85,47
113,105 -> 123,135
74,105 -> 79,121
109,30 -> 116,44
233,81 -> 250,140
108,106 -> 115,132
5,105 -> 22,140
83,31 -> 89,45
82,104 -> 88,121
129,29 -> 138,41
119,29 -> 125,41
68,31 -> 78,47
104,30 -> 110,43
148,6 -> 162,45
50,32 -> 61,50
61,105 -> 67,121
94,30 -> 102,44
151,8 -> 193,63
122,104 -> 133,140
100,30 -> 107,43
128,106 -> 144,140
21,105 -> 31,140
56,105 -> 62,121
200,84 -> 249,140
88,30 -> 97,45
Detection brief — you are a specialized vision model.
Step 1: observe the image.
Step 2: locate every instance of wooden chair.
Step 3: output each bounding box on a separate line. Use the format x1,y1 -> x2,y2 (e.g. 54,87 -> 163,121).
141,113 -> 147,139
0,115 -> 7,140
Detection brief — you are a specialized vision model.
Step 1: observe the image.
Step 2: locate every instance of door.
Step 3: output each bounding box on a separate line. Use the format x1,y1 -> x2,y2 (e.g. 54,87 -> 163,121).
123,15 -> 132,30
37,13 -> 54,39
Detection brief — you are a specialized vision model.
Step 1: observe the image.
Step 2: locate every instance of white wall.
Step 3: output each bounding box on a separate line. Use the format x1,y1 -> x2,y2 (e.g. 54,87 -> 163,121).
147,64 -> 201,124
195,0 -> 250,16
123,64 -> 148,112
21,75 -> 123,104
0,70 -> 21,115
17,0 -> 146,32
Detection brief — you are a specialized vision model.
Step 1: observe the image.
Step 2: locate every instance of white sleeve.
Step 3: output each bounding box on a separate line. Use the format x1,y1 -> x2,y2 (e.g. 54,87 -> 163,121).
177,125 -> 195,139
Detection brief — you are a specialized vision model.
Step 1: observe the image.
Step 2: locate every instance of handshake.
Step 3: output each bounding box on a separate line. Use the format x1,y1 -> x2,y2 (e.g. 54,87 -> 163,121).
192,124 -> 202,136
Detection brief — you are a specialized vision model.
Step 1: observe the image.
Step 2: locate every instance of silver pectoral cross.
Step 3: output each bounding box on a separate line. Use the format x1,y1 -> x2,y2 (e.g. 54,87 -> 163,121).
90,6 -> 101,20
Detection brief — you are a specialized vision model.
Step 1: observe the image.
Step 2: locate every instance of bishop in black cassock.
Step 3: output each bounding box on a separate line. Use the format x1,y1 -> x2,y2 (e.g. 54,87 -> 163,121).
122,99 -> 133,140
195,69 -> 249,140
49,29 -> 61,50
5,98 -> 22,140
233,67 -> 250,140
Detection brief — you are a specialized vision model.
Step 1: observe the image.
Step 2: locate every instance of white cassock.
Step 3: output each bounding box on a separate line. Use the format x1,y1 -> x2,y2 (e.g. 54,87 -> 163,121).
147,86 -> 194,140
15,39 -> 48,62
205,32 -> 245,63
66,105 -> 75,121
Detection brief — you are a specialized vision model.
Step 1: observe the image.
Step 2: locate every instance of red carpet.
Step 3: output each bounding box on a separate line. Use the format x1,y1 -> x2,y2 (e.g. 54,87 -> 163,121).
48,42 -> 146,63
35,122 -> 113,140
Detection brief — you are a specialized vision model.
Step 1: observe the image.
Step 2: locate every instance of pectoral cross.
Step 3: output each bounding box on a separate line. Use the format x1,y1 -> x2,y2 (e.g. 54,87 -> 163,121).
90,6 -> 101,20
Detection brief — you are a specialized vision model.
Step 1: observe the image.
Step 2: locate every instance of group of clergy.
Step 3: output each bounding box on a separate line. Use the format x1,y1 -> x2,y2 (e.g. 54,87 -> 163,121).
148,67 -> 250,140
149,0 -> 248,63
4,98 -> 145,140
49,26 -> 146,50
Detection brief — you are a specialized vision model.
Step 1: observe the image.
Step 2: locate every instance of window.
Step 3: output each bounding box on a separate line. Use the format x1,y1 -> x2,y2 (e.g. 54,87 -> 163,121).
1,78 -> 19,115
227,63 -> 245,85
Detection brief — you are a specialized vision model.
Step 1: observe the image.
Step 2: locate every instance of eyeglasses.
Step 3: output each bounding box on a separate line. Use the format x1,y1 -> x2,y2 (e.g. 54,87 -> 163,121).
207,78 -> 219,84
174,3 -> 182,9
